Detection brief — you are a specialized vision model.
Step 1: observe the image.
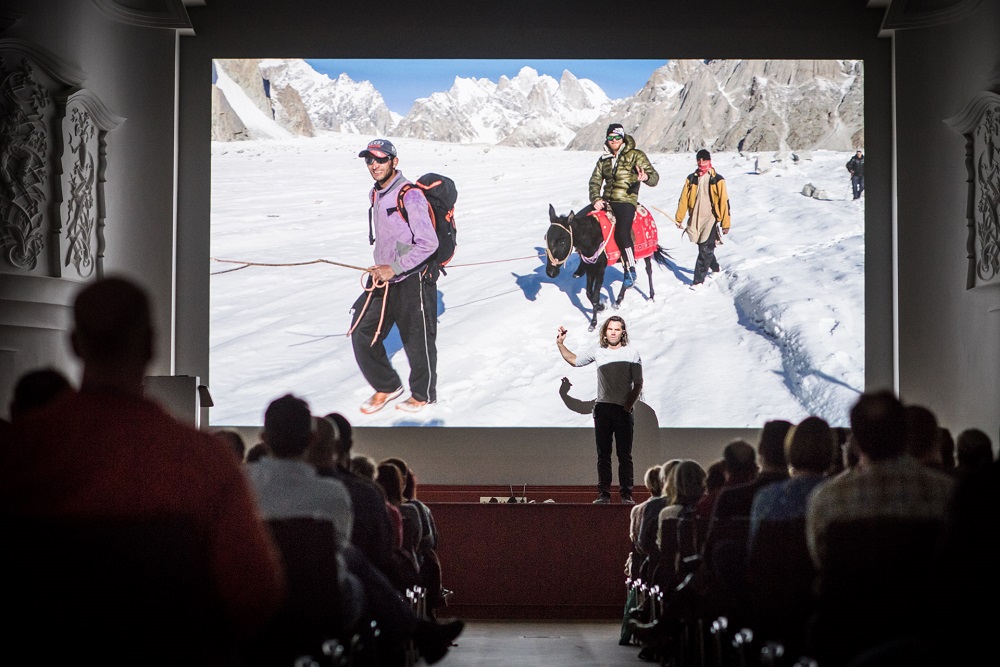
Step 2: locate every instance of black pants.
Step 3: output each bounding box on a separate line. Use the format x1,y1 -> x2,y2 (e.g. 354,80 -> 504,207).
693,224 -> 721,285
351,271 -> 438,403
851,174 -> 865,199
579,201 -> 636,268
594,402 -> 634,498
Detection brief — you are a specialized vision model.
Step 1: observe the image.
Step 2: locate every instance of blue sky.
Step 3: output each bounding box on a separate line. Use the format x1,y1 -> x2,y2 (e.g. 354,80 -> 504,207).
306,59 -> 667,115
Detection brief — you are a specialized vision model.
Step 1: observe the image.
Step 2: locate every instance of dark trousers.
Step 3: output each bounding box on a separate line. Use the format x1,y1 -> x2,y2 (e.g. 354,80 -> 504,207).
579,201 -> 637,268
594,402 -> 634,498
351,271 -> 438,403
693,224 -> 721,285
851,174 -> 865,199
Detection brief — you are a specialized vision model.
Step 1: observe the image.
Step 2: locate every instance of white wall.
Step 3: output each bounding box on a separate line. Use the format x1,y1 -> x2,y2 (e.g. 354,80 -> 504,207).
0,0 -> 181,413
892,0 -> 1000,445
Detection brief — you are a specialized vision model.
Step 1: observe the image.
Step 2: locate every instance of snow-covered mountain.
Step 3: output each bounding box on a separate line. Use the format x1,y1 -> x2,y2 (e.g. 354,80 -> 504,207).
212,59 -> 863,153
211,58 -> 397,141
392,66 -> 613,147
566,59 -> 864,153
258,59 -> 397,135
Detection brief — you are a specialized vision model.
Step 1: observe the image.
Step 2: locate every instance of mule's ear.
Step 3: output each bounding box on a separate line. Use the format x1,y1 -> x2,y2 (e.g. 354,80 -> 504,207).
548,204 -> 557,222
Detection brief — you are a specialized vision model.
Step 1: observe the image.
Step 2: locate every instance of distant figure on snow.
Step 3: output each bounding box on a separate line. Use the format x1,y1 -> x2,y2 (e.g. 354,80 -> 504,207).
846,149 -> 865,200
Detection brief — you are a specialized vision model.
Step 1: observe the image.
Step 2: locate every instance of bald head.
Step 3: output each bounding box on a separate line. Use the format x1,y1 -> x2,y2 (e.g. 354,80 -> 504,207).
72,277 -> 153,367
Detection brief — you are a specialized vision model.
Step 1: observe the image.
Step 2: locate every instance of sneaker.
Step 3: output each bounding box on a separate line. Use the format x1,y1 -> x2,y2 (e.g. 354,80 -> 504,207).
593,496 -> 612,504
360,387 -> 403,414
396,396 -> 429,413
621,496 -> 636,505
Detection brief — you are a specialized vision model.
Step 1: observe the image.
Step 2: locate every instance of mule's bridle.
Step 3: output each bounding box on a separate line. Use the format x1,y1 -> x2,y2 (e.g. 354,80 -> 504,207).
545,221 -> 574,266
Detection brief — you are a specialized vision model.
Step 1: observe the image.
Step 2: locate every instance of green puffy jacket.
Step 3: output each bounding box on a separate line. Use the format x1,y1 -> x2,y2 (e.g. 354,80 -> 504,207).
588,134 -> 660,206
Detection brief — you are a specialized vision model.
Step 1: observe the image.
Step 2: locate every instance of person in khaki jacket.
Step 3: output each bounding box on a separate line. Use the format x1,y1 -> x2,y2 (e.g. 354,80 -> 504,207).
674,149 -> 731,288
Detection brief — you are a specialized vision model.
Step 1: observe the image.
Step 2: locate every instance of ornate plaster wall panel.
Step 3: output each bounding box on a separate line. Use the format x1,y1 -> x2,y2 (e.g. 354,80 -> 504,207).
946,91 -> 1000,289
58,91 -> 124,279
0,54 -> 51,271
0,39 -> 123,282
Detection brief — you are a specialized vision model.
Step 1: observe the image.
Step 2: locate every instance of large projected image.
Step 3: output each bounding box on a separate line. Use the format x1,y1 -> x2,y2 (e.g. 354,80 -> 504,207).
209,59 -> 865,428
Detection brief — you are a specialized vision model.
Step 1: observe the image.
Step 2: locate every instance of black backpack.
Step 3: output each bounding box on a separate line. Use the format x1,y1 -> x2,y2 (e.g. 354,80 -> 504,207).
395,173 -> 458,275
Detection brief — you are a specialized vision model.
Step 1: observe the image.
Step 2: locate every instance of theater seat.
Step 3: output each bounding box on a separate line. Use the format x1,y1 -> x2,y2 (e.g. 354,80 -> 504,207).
242,517 -> 347,666
3,515 -> 230,665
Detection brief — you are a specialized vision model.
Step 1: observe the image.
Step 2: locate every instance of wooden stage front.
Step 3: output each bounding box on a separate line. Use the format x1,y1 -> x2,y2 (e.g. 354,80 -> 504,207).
424,486 -> 649,620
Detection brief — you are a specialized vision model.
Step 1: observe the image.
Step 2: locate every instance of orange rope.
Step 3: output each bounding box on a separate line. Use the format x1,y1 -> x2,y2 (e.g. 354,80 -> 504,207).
345,272 -> 389,346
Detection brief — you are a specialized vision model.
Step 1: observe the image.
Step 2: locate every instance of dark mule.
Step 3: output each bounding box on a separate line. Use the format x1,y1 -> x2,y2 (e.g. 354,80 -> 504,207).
546,204 -> 671,331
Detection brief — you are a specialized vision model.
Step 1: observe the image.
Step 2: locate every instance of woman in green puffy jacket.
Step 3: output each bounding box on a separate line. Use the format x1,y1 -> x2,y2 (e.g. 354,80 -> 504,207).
577,123 -> 659,287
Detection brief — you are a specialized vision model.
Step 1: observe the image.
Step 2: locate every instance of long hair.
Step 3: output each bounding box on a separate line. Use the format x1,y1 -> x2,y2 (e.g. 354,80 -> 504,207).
599,315 -> 629,348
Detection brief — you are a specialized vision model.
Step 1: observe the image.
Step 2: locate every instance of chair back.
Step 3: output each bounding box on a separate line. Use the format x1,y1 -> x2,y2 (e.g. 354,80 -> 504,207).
3,515 -> 227,664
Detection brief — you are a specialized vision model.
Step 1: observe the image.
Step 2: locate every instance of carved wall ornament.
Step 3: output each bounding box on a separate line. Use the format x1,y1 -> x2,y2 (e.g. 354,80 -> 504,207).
0,57 -> 49,269
946,91 -> 1000,289
59,90 -> 125,279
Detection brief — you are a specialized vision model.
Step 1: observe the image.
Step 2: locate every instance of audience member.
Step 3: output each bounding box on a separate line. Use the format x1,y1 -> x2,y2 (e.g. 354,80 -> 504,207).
904,403 -> 943,469
215,429 -> 247,461
635,460 -> 682,573
749,417 -> 832,541
956,428 -> 993,475
627,465 -> 664,578
1,277 -> 285,663
310,412 -> 404,590
245,441 -> 268,463
704,422 -> 791,538
249,395 -> 462,665
398,464 -> 445,617
377,462 -> 422,587
695,439 -> 758,518
746,416 -> 833,657
9,367 -> 73,422
655,460 -> 707,577
351,454 -> 378,479
805,390 -> 954,664
704,459 -> 726,495
248,395 -> 358,618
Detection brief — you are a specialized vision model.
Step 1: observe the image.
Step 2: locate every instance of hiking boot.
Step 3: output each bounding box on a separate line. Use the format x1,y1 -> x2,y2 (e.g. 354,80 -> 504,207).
360,387 -> 403,414
396,396 -> 429,413
593,495 -> 612,504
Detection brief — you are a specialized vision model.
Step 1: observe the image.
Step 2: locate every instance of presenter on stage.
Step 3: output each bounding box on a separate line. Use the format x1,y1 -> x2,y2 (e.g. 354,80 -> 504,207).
556,315 -> 643,505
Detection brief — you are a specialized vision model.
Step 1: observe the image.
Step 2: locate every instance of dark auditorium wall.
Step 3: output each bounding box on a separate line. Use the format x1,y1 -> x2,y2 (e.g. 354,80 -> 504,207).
1,1 -> 996,469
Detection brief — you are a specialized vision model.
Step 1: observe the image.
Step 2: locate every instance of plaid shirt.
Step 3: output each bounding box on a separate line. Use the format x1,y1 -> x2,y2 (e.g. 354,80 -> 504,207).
806,455 -> 954,568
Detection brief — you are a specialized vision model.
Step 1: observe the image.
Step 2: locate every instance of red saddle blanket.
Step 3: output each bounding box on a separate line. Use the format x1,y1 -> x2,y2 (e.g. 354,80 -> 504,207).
588,205 -> 659,264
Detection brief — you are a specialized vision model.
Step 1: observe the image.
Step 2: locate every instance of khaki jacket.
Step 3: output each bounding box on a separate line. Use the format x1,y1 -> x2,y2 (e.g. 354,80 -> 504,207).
674,169 -> 731,242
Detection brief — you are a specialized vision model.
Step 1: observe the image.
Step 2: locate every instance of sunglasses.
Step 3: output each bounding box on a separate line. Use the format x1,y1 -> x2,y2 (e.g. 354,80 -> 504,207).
365,155 -> 391,165
606,135 -> 623,142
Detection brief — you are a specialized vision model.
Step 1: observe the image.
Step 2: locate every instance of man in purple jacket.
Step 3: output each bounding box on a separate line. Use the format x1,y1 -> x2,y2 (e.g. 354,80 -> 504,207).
352,139 -> 439,414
